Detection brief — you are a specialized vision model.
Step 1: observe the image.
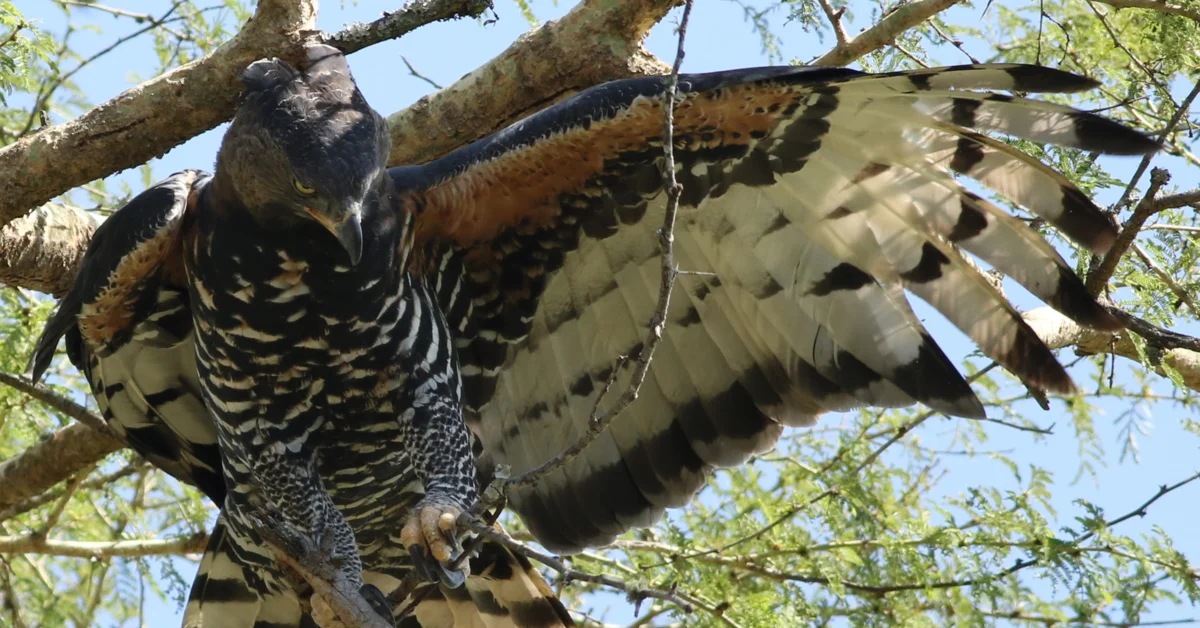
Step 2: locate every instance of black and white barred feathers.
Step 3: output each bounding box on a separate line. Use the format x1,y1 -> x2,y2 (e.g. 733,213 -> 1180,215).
30,47 -> 1153,628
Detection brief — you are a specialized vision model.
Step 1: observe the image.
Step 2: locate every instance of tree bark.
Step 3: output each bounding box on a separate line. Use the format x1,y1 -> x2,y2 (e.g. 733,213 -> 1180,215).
0,423 -> 123,515
0,205 -> 95,298
386,0 -> 677,165
1026,307 -> 1200,392
0,0 -> 319,230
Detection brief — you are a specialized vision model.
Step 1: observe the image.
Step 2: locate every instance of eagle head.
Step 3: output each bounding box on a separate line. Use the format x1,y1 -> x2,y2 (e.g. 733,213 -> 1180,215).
215,44 -> 391,265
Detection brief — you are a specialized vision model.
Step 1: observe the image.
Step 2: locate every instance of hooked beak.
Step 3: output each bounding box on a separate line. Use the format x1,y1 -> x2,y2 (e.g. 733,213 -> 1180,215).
306,203 -> 363,265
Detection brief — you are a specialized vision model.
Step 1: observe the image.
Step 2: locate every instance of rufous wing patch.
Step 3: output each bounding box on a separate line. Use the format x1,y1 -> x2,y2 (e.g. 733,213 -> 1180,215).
77,171 -> 200,349
414,83 -> 804,251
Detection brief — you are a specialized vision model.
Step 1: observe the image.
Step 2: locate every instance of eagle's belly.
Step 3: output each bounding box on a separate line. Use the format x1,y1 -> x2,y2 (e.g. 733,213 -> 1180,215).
317,417 -> 424,570
188,245 -> 428,555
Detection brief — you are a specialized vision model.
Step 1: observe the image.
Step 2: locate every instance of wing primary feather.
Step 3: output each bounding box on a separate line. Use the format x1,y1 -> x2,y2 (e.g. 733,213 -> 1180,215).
404,62 -> 1154,554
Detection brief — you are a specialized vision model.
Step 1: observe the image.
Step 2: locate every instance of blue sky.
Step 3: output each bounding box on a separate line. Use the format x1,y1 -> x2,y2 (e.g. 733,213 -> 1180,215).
13,0 -> 1200,625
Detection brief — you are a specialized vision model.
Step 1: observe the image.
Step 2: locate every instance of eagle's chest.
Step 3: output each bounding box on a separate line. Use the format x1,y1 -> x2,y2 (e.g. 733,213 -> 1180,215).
185,234 -> 412,423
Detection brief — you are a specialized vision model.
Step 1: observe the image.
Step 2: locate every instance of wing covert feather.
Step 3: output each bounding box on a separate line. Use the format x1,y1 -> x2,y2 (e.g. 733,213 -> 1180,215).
29,169 -> 224,503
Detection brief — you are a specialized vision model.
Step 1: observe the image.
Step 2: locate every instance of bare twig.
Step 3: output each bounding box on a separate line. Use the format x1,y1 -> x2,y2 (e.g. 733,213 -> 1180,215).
400,55 -> 443,90
812,0 -> 964,66
1099,76 -> 1195,235
817,0 -> 849,46
0,531 -> 207,559
0,372 -> 111,436
1131,242 -> 1200,318
928,18 -> 980,63
324,0 -> 493,52
502,0 -> 694,489
1087,167 -> 1172,293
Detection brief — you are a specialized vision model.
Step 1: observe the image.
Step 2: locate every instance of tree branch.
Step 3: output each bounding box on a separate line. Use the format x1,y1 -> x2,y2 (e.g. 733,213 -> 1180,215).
252,510 -> 392,628
324,0 -> 494,52
0,423 -> 123,515
463,519 -> 699,614
1089,0 -> 1200,23
812,0 -> 965,66
1087,167 -> 1173,293
384,0 -> 676,165
0,372 -> 112,436
0,204 -> 95,297
0,531 -> 207,559
1025,306 -> 1200,393
0,0 -> 318,230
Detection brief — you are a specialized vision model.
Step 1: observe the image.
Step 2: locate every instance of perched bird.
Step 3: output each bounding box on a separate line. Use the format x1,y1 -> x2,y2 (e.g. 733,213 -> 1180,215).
30,42 -> 1153,627
31,46 -> 570,628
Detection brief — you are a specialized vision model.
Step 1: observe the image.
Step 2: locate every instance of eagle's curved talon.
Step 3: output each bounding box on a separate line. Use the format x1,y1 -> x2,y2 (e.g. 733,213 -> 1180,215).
435,564 -> 467,589
360,583 -> 394,624
407,544 -> 434,582
401,501 -> 469,588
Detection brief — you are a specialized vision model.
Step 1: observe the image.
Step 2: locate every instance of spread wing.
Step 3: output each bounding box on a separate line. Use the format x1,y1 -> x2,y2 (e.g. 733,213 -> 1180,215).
402,64 -> 1156,552
28,169 -> 225,503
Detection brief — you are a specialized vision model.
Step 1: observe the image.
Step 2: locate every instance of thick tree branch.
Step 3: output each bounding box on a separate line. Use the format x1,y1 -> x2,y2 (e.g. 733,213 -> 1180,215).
0,423 -> 122,515
1025,307 -> 1200,393
0,0 -> 318,229
385,0 -> 677,165
0,204 -> 94,297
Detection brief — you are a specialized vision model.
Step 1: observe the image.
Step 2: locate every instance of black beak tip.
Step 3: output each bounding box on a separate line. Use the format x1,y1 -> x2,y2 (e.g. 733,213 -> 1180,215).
339,214 -> 364,266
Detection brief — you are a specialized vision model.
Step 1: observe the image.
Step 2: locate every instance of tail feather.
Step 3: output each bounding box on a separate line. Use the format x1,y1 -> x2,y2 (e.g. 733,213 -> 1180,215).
382,538 -> 574,628
184,515 -> 303,628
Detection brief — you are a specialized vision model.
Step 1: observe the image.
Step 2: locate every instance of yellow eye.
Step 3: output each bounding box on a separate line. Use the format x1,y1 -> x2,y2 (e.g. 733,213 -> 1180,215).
292,178 -> 317,196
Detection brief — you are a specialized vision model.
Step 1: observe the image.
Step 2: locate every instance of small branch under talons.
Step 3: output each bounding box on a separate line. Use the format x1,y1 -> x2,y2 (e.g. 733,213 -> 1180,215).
251,511 -> 394,628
